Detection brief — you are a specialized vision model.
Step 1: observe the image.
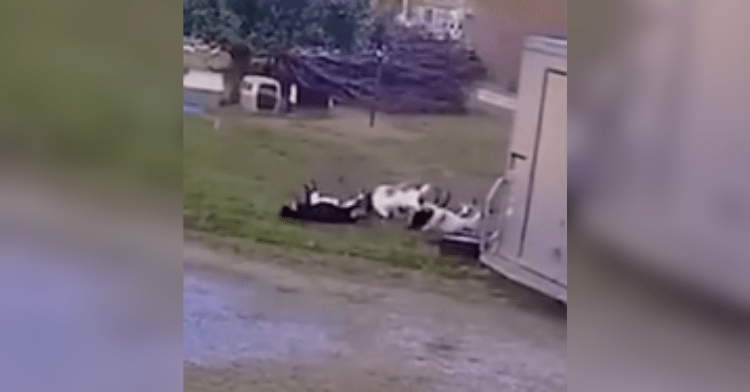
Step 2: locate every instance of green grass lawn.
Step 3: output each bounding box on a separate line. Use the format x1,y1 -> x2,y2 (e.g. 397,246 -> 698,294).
184,109 -> 511,277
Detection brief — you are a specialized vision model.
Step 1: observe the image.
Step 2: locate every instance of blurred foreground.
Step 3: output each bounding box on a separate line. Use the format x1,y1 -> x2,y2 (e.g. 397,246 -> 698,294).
0,228 -> 181,392
0,1 -> 183,391
569,0 -> 750,390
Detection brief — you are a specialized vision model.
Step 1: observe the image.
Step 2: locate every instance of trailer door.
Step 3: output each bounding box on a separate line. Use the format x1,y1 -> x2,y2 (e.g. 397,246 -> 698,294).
519,70 -> 568,284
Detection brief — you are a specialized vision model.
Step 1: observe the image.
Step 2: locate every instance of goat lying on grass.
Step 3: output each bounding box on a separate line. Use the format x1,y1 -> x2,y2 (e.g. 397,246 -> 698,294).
370,181 -> 450,220
407,199 -> 482,234
452,198 -> 479,218
303,181 -> 367,209
279,182 -> 369,224
279,201 -> 367,224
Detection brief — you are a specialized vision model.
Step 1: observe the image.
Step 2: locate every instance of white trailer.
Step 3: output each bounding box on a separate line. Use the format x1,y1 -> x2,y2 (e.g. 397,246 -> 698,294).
480,36 -> 567,303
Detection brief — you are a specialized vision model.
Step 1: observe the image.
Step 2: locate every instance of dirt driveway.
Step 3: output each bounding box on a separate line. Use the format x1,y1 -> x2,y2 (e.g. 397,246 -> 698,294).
183,244 -> 566,392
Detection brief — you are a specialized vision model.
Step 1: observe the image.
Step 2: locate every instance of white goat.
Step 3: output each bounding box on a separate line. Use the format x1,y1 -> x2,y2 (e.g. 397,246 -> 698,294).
370,182 -> 448,219
407,202 -> 482,234
453,198 -> 479,218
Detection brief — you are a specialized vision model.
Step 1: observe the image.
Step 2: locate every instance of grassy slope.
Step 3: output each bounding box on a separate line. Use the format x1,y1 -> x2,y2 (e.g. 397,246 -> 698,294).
184,110 -> 510,276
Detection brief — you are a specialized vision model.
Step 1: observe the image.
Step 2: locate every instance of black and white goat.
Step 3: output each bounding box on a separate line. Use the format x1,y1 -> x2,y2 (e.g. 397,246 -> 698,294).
370,181 -> 450,219
303,181 -> 365,209
279,201 -> 367,224
407,199 -> 482,234
279,182 -> 369,224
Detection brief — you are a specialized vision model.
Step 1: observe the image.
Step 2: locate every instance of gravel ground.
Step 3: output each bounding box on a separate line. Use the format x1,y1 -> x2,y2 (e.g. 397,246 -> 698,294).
183,244 -> 567,392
